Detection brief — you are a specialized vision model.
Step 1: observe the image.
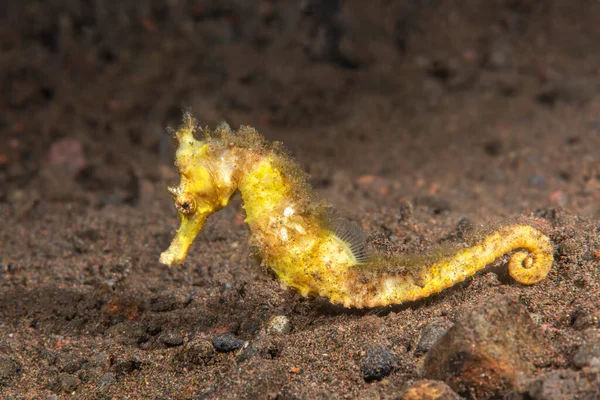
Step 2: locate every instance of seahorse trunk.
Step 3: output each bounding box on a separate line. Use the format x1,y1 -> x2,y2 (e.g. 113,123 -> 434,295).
338,225 -> 554,308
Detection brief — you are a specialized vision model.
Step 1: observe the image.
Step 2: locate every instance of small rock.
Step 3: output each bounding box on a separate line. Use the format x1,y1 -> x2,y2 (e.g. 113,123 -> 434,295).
572,309 -> 600,330
52,373 -> 81,393
0,357 -> 20,385
58,355 -> 85,374
88,352 -> 111,370
211,332 -> 244,353
415,320 -> 454,355
114,359 -> 140,379
360,346 -> 398,382
160,333 -> 184,347
573,339 -> 600,369
105,322 -> 145,345
179,339 -> 215,366
424,295 -> 543,398
146,320 -> 163,336
148,292 -> 190,312
267,315 -> 291,335
401,379 -> 462,400
238,333 -> 284,362
97,372 -> 116,389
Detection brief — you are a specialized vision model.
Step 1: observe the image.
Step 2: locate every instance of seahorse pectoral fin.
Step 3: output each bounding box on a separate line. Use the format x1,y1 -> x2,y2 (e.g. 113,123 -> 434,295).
159,212 -> 209,266
332,218 -> 367,264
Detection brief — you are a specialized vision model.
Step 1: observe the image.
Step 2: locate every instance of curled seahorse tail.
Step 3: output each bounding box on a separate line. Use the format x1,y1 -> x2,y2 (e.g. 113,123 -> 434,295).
337,224 -> 554,308
457,224 -> 554,286
506,226 -> 554,284
508,251 -> 550,284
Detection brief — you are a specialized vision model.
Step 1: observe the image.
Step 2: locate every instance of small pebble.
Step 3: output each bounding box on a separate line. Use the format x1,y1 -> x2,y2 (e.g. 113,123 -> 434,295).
180,339 -> 215,366
53,373 -> 81,393
415,320 -> 454,354
114,359 -> 140,379
97,372 -> 116,389
146,321 -> 163,336
360,346 -> 398,382
573,339 -> 600,369
267,315 -> 291,335
238,334 -> 283,362
105,322 -> 145,344
212,332 -> 244,353
160,333 -> 184,347
58,356 -> 85,374
88,352 -> 111,370
148,292 -> 189,312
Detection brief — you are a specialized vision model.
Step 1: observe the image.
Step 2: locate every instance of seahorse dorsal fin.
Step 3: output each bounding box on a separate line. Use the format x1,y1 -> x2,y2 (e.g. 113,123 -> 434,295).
332,218 -> 368,264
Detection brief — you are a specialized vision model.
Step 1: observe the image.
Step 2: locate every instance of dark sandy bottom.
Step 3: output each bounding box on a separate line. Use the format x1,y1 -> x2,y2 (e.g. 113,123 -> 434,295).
1,1 -> 599,399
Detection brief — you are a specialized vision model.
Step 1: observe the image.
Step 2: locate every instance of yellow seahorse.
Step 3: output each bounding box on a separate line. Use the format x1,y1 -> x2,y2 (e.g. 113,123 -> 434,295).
159,113 -> 554,308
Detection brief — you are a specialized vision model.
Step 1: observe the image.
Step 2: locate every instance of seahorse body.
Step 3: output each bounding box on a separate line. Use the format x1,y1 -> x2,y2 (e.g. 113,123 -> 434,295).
159,113 -> 554,308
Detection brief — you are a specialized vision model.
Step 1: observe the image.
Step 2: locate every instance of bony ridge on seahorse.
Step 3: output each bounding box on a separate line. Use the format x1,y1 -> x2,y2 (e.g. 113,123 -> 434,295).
159,112 -> 554,308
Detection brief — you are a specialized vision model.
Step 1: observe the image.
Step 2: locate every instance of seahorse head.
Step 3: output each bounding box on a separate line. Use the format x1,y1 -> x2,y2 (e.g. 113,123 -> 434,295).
159,113 -> 238,266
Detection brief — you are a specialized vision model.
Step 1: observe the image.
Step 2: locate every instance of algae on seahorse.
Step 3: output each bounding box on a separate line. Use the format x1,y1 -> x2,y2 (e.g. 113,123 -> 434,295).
159,113 -> 554,308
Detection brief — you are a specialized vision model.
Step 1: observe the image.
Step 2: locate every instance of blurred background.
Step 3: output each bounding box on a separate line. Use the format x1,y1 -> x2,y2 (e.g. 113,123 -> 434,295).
2,0 -> 600,219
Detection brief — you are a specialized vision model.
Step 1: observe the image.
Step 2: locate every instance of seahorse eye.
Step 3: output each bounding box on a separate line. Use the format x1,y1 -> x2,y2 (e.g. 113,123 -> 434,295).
175,193 -> 196,215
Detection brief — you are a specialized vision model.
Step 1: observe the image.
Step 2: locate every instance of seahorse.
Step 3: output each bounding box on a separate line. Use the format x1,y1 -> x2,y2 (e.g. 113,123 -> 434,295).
159,113 -> 554,308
